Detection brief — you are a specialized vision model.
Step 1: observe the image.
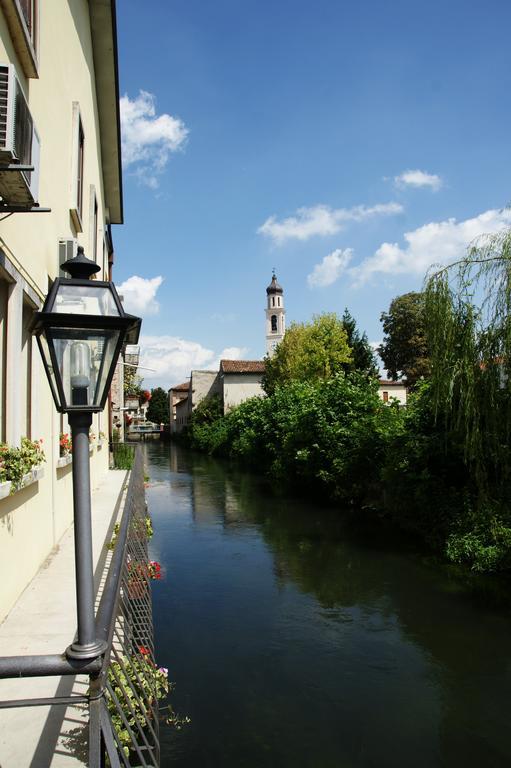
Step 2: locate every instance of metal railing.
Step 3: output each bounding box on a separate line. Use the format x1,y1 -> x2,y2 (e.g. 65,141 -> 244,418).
0,446 -> 160,767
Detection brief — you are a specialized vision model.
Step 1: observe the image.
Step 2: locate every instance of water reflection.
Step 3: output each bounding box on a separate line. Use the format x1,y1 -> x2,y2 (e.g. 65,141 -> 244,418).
146,442 -> 511,767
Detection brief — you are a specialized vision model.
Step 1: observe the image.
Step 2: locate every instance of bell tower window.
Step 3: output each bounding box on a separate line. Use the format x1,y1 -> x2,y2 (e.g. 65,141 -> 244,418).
271,315 -> 278,332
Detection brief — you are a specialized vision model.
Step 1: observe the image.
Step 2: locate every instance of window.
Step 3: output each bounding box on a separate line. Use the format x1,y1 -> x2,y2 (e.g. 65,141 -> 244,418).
271,315 -> 277,332
21,297 -> 33,438
0,278 -> 8,441
89,187 -> 98,263
19,0 -> 36,47
70,103 -> 84,232
272,297 -> 275,306
278,297 -> 280,306
382,391 -> 389,403
1,0 -> 39,77
77,120 -> 84,218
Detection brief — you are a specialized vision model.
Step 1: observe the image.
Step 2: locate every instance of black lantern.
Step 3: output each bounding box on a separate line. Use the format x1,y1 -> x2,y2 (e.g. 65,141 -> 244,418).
31,247 -> 141,661
31,246 -> 141,413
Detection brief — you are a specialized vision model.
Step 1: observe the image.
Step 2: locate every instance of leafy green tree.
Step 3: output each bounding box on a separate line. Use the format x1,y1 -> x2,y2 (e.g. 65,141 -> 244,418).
124,366 -> 143,397
422,229 -> 511,571
262,312 -> 352,395
146,387 -> 170,425
379,292 -> 430,386
341,308 -> 378,376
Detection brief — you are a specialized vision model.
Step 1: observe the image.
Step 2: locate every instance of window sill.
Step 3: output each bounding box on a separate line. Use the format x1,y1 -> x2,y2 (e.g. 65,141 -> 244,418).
70,207 -> 83,233
0,465 -> 45,499
57,454 -> 72,469
0,0 -> 39,78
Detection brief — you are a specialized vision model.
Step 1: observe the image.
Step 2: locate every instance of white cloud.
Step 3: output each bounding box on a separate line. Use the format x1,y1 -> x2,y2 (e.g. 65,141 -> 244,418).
351,208 -> 511,284
394,169 -> 443,191
138,336 -> 248,387
117,275 -> 164,316
307,248 -> 353,288
258,202 -> 403,244
120,90 -> 188,187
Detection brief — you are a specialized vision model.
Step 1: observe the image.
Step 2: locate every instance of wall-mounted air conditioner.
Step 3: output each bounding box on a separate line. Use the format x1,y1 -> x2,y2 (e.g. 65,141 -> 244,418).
0,63 -> 40,206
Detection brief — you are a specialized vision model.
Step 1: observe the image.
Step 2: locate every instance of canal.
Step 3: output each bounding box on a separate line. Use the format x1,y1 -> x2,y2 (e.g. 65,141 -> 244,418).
145,441 -> 511,767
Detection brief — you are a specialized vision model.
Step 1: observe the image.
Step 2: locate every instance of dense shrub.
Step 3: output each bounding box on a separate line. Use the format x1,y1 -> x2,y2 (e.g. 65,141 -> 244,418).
186,373 -> 405,506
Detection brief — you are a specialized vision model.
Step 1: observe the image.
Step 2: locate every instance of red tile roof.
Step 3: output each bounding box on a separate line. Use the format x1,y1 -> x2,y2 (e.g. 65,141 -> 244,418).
378,379 -> 407,387
220,360 -> 266,374
171,382 -> 190,392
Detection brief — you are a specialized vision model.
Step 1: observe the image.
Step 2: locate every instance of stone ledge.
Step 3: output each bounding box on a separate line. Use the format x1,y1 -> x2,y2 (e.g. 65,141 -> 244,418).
0,466 -> 45,499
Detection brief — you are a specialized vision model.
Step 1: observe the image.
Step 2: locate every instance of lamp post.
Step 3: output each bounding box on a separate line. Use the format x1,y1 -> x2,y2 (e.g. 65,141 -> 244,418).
31,246 -> 141,660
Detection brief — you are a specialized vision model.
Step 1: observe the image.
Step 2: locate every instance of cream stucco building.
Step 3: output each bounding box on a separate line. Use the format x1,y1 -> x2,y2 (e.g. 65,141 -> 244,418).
0,0 -> 123,621
378,379 -> 407,405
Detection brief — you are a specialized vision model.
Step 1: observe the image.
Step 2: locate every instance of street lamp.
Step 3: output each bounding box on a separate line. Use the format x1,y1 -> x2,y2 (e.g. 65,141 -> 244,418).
31,246 -> 141,660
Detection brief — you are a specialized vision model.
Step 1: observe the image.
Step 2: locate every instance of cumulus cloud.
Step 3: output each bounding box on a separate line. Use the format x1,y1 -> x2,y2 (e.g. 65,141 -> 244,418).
307,248 -> 353,288
258,202 -> 403,244
351,208 -> 511,284
394,169 -> 443,191
117,275 -> 164,316
138,335 -> 248,387
120,90 -> 188,187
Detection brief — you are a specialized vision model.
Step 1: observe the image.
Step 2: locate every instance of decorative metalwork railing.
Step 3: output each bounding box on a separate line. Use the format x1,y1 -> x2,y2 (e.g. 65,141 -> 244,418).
0,445 -> 161,767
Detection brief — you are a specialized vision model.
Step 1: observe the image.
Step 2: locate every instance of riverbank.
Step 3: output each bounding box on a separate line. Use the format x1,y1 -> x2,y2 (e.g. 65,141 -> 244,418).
179,373 -> 511,575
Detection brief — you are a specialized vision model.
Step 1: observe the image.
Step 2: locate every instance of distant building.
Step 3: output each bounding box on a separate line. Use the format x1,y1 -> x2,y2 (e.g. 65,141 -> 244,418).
169,381 -> 190,434
169,361 -> 266,432
220,359 -> 265,411
378,380 -> 407,405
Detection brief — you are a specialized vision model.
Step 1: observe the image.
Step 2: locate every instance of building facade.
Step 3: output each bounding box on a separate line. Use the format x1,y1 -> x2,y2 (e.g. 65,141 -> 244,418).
378,380 -> 407,405
0,0 -> 123,621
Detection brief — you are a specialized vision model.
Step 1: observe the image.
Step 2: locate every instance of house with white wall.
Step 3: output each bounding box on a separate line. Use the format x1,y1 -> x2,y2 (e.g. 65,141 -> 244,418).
0,0 -> 123,621
220,359 -> 265,411
378,379 -> 407,405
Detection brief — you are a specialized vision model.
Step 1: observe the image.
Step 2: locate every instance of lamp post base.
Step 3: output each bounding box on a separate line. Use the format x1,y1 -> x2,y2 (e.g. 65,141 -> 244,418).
66,639 -> 107,661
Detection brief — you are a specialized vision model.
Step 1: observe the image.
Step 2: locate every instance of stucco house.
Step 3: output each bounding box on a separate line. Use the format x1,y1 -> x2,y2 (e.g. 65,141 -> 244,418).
220,359 -> 265,411
169,360 -> 266,432
0,0 -> 124,621
378,379 -> 407,405
169,380 -> 190,433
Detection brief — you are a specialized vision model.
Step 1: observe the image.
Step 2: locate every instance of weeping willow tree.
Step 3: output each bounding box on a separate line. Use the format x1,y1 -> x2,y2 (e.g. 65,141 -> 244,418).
424,228 -> 511,498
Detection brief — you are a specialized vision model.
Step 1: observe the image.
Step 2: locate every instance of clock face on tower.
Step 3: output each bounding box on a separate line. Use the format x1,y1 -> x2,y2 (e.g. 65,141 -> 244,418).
271,341 -> 278,351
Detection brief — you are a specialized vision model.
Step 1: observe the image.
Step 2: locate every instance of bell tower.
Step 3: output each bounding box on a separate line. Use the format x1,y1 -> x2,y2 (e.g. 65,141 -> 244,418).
265,271 -> 285,356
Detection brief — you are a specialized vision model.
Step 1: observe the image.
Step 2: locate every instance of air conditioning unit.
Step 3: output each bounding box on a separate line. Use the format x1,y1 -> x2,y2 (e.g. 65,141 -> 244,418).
0,63 -> 40,206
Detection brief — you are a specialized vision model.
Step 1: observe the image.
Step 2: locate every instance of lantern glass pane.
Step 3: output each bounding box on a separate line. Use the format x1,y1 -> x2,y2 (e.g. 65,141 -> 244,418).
53,284 -> 120,316
38,331 -> 62,407
50,327 -> 122,408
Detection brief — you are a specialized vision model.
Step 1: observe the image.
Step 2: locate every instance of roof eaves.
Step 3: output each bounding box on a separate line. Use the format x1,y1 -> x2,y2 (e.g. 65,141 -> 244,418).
89,0 -> 123,224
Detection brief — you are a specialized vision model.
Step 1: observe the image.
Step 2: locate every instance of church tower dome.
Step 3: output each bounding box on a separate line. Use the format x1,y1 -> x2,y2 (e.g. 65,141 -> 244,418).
265,271 -> 285,356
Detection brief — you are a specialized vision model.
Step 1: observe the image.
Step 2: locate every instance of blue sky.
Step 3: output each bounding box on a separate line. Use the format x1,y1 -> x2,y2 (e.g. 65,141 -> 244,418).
113,0 -> 511,388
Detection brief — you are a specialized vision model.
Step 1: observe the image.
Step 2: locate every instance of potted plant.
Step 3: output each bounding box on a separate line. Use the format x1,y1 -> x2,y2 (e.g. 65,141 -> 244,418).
0,438 -> 46,493
59,433 -> 72,457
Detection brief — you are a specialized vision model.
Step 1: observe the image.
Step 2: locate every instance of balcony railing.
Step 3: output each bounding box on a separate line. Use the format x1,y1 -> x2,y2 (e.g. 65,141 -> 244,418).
0,445 -> 160,767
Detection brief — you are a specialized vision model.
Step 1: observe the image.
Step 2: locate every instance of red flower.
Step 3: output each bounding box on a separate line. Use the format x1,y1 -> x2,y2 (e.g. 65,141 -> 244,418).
138,645 -> 150,656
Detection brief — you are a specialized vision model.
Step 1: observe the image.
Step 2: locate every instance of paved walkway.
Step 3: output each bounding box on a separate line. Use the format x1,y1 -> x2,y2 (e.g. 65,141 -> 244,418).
0,469 -> 128,768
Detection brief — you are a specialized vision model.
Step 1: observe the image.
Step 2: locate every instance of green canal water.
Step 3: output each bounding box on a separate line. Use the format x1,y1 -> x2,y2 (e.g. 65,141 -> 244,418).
145,441 -> 511,768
